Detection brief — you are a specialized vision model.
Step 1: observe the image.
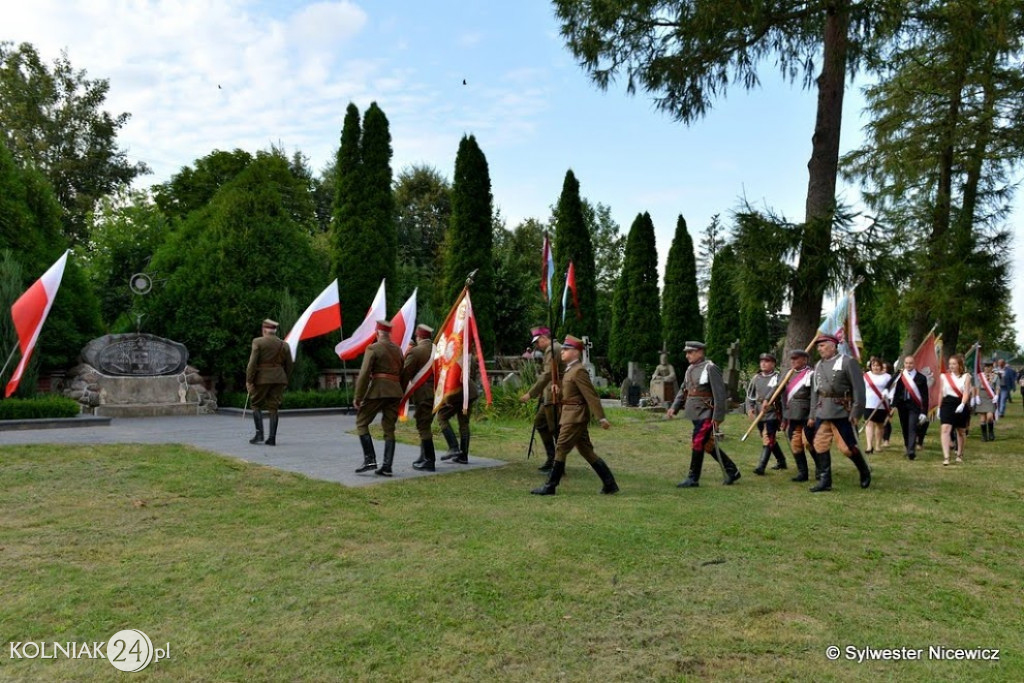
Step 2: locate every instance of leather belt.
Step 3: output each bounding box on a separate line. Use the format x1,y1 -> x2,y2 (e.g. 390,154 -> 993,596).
372,373 -> 400,381
257,364 -> 279,368
689,391 -> 712,398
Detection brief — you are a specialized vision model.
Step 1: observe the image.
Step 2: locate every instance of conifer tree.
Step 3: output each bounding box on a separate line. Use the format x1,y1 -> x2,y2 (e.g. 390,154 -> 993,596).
705,244 -> 740,367
359,102 -> 397,308
609,212 -> 661,374
551,170 -> 597,341
330,103 -> 366,331
662,214 -> 703,362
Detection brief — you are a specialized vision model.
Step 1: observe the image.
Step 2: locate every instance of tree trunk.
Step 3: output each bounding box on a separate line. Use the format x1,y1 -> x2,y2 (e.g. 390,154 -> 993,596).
785,1 -> 849,356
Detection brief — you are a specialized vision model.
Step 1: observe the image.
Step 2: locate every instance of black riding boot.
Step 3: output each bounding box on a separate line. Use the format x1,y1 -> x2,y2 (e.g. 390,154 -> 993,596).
451,433 -> 469,464
810,450 -> 832,492
376,439 -> 396,477
808,449 -> 822,481
413,440 -> 435,471
538,437 -> 556,472
590,458 -> 619,494
531,460 -> 565,495
677,449 -> 705,488
249,409 -> 264,444
354,434 -> 377,473
849,448 -> 871,489
791,450 -> 809,482
265,412 -> 279,446
770,443 -> 788,469
754,446 -> 771,475
440,426 -> 461,461
713,448 -> 741,485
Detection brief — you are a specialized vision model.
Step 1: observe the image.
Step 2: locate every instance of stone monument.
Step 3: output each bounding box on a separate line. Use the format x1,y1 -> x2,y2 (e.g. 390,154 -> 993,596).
649,351 -> 677,403
724,339 -> 741,402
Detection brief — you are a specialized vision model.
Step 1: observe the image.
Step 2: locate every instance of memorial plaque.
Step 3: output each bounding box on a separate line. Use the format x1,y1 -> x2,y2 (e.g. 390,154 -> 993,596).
82,333 -> 189,377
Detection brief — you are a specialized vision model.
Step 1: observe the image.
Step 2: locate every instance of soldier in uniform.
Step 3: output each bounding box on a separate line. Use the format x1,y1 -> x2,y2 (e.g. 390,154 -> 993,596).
781,349 -> 817,483
437,363 -> 479,464
745,352 -> 788,475
666,341 -> 741,488
353,320 -> 406,476
245,319 -> 293,446
519,326 -> 564,472
531,335 -> 618,495
807,334 -> 870,492
404,324 -> 437,471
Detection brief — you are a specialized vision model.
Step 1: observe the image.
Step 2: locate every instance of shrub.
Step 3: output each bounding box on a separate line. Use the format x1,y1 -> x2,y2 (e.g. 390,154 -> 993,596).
219,388 -> 354,410
0,396 -> 81,420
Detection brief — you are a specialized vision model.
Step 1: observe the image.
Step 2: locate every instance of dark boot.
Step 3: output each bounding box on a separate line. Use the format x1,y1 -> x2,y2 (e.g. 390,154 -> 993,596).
988,422 -> 995,441
451,433 -> 470,464
590,458 -> 619,494
791,451 -> 809,482
249,409 -> 264,444
531,460 -> 565,495
810,451 -> 832,492
754,446 -> 771,476
808,449 -> 822,481
770,443 -> 787,470
850,449 -> 871,489
412,441 -> 426,467
440,426 -> 461,461
264,412 -> 278,446
538,438 -> 556,472
354,434 -> 377,473
677,450 -> 705,487
376,439 -> 396,477
413,440 -> 435,471
714,448 -> 741,485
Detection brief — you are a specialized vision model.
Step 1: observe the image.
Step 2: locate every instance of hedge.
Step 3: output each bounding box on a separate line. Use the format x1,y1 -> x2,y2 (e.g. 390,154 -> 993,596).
0,396 -> 82,420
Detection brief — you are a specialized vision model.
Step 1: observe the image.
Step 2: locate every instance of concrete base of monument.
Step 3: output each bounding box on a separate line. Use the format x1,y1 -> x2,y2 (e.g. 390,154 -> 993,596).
94,403 -> 201,417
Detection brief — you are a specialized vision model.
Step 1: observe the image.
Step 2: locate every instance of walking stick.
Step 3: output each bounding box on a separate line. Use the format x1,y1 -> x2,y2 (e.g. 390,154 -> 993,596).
242,392 -> 250,421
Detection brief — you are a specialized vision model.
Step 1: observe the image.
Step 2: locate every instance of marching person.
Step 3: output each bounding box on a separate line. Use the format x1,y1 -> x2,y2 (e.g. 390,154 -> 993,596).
996,359 -> 1017,417
404,324 -> 437,471
890,355 -> 929,460
807,334 -> 869,492
974,360 -> 999,442
863,356 -> 892,454
353,320 -> 406,476
745,352 -> 788,475
519,326 -> 564,472
532,335 -> 618,495
245,318 -> 293,446
436,364 -> 479,465
781,349 -> 817,483
939,354 -> 973,465
666,340 -> 741,488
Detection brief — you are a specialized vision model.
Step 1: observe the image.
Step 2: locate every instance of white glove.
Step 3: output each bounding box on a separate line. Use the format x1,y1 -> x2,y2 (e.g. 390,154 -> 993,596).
955,403 -> 965,414
972,395 -> 981,407
918,414 -> 927,424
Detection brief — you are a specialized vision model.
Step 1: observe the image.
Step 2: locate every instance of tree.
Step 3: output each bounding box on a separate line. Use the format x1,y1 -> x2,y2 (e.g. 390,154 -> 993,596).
395,164 -> 452,321
553,0 -> 907,358
494,217 -> 546,353
705,244 -> 740,367
443,134 -> 496,352
662,215 -> 703,361
330,103 -> 366,332
360,102 -> 397,309
696,213 -> 725,298
581,199 -> 624,355
0,42 -> 149,244
551,170 -> 598,342
153,149 -> 254,221
609,212 -> 661,375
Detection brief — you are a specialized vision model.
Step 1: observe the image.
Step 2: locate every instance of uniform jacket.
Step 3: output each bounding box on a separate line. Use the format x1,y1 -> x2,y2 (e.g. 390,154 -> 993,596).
558,360 -> 605,425
890,370 -> 930,413
527,342 -> 565,404
402,338 -> 435,403
809,354 -> 865,421
355,339 -> 405,402
671,358 -> 727,423
745,371 -> 781,421
246,334 -> 293,385
781,367 -> 814,421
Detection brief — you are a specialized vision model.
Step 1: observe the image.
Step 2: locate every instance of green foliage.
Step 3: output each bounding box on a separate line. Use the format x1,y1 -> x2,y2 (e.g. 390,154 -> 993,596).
219,388 -> 353,410
0,41 -> 149,244
492,217 -> 540,354
0,395 -> 80,419
583,200 -> 624,356
552,170 -> 598,343
360,103 -> 397,308
609,212 -> 661,375
395,164 -> 452,322
153,149 -> 253,221
705,244 -> 740,366
443,134 -> 496,352
662,215 -> 703,361
477,357 -> 539,421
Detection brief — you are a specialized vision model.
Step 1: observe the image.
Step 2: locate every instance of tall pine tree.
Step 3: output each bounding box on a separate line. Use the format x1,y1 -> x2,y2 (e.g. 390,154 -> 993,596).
330,103 -> 365,330
443,134 -> 496,352
705,244 -> 740,367
609,212 -> 661,375
552,170 -> 598,341
662,214 -> 703,362
360,102 -> 397,308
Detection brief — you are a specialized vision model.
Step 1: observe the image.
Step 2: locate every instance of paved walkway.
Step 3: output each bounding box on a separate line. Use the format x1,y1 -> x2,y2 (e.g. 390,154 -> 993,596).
0,413 -> 505,487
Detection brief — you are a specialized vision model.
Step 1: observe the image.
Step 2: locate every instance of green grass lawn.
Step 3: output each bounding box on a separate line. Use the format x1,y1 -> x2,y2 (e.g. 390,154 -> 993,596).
2,407 -> 1023,681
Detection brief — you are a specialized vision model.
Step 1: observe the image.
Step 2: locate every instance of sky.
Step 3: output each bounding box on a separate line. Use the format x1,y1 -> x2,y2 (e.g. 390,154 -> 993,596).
5,0 -> 1022,348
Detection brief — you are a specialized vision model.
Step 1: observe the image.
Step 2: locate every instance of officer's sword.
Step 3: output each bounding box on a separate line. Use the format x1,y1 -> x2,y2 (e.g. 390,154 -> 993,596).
526,399 -> 541,459
712,428 -> 730,484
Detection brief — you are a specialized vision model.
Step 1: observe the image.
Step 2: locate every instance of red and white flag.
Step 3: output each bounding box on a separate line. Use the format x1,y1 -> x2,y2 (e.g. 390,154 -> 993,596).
541,234 -> 554,302
560,260 -> 580,322
390,288 -> 417,356
913,331 -> 942,415
5,250 -> 70,397
433,288 -> 492,413
335,279 -> 386,361
284,279 -> 341,360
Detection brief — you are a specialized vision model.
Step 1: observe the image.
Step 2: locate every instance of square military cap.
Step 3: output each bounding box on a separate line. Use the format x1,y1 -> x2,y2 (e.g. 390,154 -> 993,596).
375,319 -> 393,332
530,325 -> 551,343
759,352 -> 777,362
683,341 -> 706,351
262,318 -> 279,329
415,324 -> 434,338
789,349 -> 810,358
562,334 -> 584,350
816,333 -> 840,345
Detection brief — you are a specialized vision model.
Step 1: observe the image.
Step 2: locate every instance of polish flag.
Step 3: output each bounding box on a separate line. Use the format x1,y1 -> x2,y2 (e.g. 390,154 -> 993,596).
335,279 -> 386,361
5,250 -> 70,397
541,234 -> 554,302
390,288 -> 418,356
284,280 -> 341,360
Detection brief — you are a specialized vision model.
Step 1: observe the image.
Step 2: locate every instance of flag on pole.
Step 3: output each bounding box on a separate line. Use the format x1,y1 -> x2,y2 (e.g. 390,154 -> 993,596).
390,288 -> 417,356
913,331 -> 942,415
433,288 -> 492,413
541,234 -> 554,302
817,288 -> 863,361
335,279 -> 386,361
560,260 -> 581,323
283,280 -> 341,360
5,250 -> 70,397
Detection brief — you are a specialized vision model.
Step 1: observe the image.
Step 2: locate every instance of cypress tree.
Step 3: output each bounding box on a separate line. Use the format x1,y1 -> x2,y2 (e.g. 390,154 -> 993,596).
705,244 -> 740,367
330,103 -> 366,331
552,170 -> 597,340
359,102 -> 397,308
662,214 -> 703,362
609,212 -> 661,374
443,134 -> 495,352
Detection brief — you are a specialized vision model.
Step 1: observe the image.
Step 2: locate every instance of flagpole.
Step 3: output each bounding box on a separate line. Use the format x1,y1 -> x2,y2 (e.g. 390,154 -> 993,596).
0,343 -> 19,383
740,336 -> 817,441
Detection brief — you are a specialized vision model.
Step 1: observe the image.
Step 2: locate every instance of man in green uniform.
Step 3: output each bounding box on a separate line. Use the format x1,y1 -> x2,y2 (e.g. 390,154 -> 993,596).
404,324 -> 437,471
354,320 -> 406,476
246,318 -> 293,446
437,364 -> 479,464
519,325 -> 564,472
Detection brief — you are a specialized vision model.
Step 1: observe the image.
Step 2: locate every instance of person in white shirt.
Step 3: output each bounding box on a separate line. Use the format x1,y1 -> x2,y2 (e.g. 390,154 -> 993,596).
939,354 -> 972,465
862,357 -> 891,454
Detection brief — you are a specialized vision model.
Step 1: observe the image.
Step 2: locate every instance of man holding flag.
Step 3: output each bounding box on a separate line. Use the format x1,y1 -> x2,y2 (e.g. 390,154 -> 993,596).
353,320 -> 406,476
519,326 -> 564,472
404,324 -> 437,470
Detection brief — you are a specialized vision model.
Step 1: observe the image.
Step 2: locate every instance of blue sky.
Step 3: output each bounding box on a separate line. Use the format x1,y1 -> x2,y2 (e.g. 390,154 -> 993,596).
7,0 -> 1022,348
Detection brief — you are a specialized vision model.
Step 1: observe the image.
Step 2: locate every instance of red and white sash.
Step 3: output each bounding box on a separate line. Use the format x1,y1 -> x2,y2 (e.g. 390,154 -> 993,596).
942,371 -> 964,400
864,372 -> 889,409
785,368 -> 811,402
979,372 -> 997,401
901,371 -> 924,409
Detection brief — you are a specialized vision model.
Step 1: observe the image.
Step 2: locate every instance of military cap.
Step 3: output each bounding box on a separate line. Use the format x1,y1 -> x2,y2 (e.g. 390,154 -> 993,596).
262,318 -> 279,329
789,349 -> 810,358
815,333 -> 840,345
983,360 -> 994,367
375,319 -> 393,332
530,325 -> 551,343
759,352 -> 777,362
562,334 -> 584,350
683,341 -> 706,351
415,324 -> 434,339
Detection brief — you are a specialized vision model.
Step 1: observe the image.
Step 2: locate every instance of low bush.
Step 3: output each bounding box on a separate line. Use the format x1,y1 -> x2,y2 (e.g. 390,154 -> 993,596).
219,388 -> 354,410
0,396 -> 81,420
